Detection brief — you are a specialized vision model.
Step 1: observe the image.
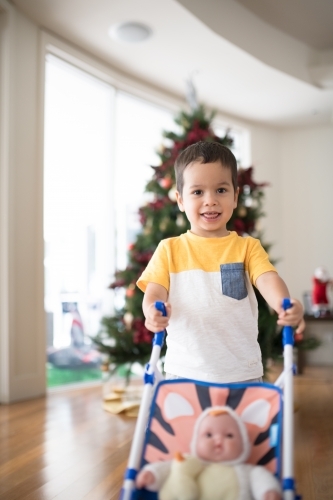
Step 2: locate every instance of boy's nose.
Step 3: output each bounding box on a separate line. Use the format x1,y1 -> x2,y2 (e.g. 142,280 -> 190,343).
203,193 -> 217,205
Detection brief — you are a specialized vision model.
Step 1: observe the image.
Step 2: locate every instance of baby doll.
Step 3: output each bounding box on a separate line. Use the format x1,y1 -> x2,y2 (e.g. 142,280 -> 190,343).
136,406 -> 282,500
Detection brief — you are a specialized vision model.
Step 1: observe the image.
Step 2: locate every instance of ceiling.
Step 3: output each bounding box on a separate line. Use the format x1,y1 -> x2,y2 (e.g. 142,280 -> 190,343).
11,0 -> 333,127
235,0 -> 333,51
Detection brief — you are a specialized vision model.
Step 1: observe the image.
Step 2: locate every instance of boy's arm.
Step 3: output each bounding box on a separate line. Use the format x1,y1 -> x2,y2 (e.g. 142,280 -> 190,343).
255,271 -> 305,335
143,282 -> 171,333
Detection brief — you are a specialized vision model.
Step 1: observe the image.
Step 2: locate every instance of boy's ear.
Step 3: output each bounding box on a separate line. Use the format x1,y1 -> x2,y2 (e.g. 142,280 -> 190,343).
234,187 -> 239,208
175,191 -> 185,212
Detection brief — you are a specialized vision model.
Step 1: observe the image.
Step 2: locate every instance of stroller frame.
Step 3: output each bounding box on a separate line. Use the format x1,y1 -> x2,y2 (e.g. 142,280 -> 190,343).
120,299 -> 298,500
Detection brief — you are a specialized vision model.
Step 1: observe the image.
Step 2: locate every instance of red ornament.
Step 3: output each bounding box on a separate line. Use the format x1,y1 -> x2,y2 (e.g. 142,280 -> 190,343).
159,177 -> 173,189
233,218 -> 245,235
132,318 -> 153,344
126,288 -> 135,298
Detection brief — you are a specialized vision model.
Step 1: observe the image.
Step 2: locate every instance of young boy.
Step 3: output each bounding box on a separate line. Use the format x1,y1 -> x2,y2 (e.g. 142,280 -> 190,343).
136,141 -> 304,384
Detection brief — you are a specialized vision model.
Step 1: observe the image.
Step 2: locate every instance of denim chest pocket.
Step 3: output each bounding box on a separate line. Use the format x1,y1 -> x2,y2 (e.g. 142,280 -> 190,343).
220,263 -> 248,300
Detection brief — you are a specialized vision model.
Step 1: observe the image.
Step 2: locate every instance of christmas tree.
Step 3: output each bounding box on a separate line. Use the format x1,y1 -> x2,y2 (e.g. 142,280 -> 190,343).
92,104 -> 277,379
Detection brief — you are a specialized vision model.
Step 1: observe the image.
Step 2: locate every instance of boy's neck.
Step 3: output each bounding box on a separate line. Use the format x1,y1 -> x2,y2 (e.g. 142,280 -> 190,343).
189,229 -> 231,238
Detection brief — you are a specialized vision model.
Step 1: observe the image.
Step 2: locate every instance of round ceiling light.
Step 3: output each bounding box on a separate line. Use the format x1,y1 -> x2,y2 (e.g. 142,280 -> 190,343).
109,22 -> 153,43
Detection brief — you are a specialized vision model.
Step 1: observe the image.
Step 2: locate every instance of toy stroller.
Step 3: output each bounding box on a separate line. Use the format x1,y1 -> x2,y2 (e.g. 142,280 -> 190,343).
120,299 -> 300,500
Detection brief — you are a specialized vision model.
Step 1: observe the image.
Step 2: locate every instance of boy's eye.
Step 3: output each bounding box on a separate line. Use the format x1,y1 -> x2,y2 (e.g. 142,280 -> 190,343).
193,190 -> 202,195
226,433 -> 234,438
205,432 -> 212,438
217,188 -> 226,193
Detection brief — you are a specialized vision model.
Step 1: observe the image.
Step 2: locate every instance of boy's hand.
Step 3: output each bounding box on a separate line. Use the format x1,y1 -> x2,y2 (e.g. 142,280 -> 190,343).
144,302 -> 171,333
277,298 -> 305,337
264,490 -> 282,500
135,469 -> 155,489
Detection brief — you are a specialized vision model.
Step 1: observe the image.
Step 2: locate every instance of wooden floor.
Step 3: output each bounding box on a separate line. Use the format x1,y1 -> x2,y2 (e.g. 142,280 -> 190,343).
0,366 -> 333,500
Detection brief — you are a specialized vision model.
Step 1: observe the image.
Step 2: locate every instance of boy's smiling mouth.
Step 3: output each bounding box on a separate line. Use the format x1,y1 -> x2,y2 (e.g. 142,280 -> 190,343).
201,211 -> 221,220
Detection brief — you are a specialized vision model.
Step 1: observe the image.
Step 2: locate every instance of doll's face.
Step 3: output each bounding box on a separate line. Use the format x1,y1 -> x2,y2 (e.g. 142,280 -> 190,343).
195,413 -> 243,462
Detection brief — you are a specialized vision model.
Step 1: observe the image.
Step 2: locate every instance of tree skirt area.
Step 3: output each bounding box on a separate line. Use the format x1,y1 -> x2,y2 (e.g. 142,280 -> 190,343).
103,384 -> 143,417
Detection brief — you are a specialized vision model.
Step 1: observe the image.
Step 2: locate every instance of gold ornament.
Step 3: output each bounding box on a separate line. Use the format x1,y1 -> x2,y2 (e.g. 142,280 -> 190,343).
143,217 -> 153,235
168,185 -> 177,202
156,143 -> 165,154
159,218 -> 168,231
176,213 -> 186,227
123,312 -> 134,330
238,206 -> 247,217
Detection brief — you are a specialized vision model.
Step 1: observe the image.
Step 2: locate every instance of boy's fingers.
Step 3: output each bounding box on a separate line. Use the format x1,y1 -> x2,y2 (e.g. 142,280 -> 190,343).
281,299 -> 303,314
277,317 -> 305,336
145,317 -> 169,333
163,302 -> 172,316
295,318 -> 305,335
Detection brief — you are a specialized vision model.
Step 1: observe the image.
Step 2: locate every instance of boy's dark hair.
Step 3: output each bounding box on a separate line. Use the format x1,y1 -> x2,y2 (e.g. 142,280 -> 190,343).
174,141 -> 238,194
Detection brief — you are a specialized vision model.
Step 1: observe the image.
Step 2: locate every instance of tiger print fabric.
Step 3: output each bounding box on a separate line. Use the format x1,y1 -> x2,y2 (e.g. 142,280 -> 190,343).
141,380 -> 282,476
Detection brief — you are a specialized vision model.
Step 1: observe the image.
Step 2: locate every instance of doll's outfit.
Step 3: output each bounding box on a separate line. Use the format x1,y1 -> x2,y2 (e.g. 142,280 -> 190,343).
137,231 -> 276,383
141,459 -> 281,500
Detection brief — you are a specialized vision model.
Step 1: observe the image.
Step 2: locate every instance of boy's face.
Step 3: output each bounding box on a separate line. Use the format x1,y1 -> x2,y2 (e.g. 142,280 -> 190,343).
195,413 -> 243,462
176,160 -> 238,238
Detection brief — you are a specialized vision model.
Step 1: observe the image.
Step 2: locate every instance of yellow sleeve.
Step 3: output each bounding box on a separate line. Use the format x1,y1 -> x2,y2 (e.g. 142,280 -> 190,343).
246,238 -> 277,285
136,241 -> 170,293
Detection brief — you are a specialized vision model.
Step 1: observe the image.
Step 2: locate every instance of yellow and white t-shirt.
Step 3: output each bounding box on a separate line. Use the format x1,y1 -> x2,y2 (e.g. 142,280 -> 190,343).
137,231 -> 276,383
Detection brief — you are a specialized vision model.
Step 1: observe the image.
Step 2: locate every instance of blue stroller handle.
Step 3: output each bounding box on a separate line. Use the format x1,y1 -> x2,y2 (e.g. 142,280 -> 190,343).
120,301 -> 167,500
152,301 -> 167,347
281,297 -> 297,499
282,298 -> 294,347
282,298 -> 292,311
155,300 -> 167,317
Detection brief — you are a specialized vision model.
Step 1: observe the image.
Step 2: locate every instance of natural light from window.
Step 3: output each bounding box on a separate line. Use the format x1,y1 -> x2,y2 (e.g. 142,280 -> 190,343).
44,55 -> 114,386
43,56 -> 177,386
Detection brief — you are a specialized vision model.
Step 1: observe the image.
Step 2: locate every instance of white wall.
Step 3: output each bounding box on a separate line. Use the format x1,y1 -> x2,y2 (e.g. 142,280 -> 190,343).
248,123 -> 333,302
280,125 -> 333,299
0,1 -> 45,403
249,125 -> 283,266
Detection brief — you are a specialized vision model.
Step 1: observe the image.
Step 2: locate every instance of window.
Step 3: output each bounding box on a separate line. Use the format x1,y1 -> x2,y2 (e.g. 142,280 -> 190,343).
43,56 -> 177,387
44,55 -> 115,386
